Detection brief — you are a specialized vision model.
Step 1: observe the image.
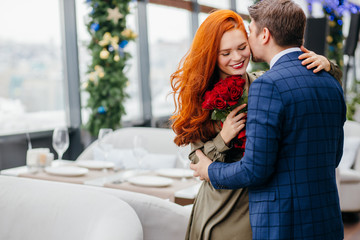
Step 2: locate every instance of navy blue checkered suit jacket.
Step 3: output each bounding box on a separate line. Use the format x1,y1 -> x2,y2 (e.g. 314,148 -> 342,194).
208,51 -> 346,240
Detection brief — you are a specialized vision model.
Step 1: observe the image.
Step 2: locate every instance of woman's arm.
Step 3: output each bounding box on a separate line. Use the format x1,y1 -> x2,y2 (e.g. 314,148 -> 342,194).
248,47 -> 343,85
189,133 -> 230,164
298,46 -> 342,84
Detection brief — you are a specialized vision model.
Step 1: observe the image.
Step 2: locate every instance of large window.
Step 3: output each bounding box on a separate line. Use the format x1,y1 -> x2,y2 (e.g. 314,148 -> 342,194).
198,0 -> 229,9
0,0 -> 66,136
147,4 -> 191,118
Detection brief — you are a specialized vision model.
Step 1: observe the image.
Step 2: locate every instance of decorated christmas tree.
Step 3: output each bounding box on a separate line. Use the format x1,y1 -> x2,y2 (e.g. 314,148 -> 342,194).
83,0 -> 137,136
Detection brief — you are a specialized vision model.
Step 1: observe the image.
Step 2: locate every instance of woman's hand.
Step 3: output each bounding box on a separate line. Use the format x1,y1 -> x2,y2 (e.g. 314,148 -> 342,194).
299,46 -> 331,73
220,104 -> 247,146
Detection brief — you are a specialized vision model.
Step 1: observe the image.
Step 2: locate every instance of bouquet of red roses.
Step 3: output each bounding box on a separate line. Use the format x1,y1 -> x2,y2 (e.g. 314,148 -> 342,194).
202,75 -> 248,153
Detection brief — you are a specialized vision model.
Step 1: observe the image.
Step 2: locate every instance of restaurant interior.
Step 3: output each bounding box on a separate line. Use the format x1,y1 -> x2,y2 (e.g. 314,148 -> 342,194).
1,0 -> 360,239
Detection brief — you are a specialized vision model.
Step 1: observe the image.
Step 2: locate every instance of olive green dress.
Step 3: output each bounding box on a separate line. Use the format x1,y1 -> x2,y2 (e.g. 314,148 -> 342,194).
185,133 -> 252,240
184,62 -> 342,240
185,73 -> 259,240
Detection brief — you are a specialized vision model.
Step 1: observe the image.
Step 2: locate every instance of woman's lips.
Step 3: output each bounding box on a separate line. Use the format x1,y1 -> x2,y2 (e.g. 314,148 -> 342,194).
232,61 -> 244,69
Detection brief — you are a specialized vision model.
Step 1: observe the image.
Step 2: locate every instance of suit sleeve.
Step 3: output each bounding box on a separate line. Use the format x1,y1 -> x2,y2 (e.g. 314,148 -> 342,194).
208,78 -> 283,189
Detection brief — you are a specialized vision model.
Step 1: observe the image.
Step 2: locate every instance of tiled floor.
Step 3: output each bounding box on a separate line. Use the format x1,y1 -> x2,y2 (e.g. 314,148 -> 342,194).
343,213 -> 360,240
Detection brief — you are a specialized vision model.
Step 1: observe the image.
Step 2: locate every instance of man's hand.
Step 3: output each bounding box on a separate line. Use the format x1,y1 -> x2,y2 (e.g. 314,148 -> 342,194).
190,150 -> 212,181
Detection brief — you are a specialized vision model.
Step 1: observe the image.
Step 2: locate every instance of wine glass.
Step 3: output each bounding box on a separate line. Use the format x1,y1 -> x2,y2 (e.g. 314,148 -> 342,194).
98,128 -> 114,162
98,128 -> 114,176
132,135 -> 148,171
177,146 -> 191,181
52,126 -> 70,162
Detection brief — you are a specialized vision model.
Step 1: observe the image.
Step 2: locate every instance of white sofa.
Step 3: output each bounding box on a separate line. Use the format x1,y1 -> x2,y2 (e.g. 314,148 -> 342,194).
0,176 -> 191,240
338,120 -> 360,212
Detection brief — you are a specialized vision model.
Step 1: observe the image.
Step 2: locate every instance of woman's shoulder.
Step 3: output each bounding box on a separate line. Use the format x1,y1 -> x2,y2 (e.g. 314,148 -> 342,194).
247,71 -> 266,83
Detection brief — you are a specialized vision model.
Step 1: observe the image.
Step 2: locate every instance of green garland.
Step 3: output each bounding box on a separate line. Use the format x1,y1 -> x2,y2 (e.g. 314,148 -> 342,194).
82,0 -> 136,136
324,11 -> 344,70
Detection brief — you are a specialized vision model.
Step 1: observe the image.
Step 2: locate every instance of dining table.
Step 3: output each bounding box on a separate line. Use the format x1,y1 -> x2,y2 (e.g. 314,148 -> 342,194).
0,160 -> 201,206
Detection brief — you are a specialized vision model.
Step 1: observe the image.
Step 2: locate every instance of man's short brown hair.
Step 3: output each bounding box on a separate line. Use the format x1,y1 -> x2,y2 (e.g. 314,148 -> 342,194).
248,0 -> 306,47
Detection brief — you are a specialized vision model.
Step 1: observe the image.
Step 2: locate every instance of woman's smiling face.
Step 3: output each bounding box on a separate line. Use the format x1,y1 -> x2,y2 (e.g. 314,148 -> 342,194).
217,29 -> 250,79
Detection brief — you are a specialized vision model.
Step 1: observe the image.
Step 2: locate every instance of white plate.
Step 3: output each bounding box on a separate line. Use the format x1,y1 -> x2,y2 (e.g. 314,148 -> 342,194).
44,166 -> 89,177
156,168 -> 194,178
127,176 -> 173,187
76,160 -> 115,170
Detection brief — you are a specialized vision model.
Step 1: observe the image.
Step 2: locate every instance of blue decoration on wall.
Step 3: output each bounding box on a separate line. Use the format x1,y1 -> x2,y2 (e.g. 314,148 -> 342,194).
119,40 -> 129,49
90,23 -> 100,32
306,0 -> 360,17
97,106 -> 106,114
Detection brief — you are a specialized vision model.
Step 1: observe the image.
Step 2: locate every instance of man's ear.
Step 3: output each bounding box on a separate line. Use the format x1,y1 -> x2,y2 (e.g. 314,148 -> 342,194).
262,27 -> 271,44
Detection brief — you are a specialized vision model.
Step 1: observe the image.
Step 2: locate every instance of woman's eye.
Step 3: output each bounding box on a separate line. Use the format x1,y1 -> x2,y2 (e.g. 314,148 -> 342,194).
239,46 -> 247,50
222,53 -> 230,56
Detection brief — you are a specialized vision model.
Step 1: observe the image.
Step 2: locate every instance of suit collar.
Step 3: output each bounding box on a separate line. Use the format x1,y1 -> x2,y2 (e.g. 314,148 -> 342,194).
270,47 -> 301,69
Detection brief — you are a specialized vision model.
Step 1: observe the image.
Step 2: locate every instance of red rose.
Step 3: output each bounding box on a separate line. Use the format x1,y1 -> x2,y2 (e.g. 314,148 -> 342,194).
214,84 -> 229,101
229,85 -> 243,101
202,91 -> 217,110
233,76 -> 246,88
214,97 -> 227,109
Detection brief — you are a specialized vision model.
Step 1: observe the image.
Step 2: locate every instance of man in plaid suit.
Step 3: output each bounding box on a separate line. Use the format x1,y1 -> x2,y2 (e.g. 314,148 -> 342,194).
191,0 -> 346,239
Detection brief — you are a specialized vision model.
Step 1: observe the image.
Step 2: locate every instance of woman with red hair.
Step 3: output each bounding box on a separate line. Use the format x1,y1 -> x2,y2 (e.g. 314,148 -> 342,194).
170,9 -> 341,240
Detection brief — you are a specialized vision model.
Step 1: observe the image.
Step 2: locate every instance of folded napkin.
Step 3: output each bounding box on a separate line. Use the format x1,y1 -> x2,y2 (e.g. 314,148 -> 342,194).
93,147 -> 177,170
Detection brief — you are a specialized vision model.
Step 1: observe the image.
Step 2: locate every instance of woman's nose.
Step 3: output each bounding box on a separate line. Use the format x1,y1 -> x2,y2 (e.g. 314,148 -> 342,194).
232,50 -> 242,60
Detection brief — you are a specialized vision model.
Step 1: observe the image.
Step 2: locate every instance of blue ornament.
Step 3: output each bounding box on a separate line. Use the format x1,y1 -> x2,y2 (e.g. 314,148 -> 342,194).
90,23 -> 100,32
98,106 -> 106,114
324,6 -> 332,14
119,40 -> 129,49
337,19 -> 343,26
108,45 -> 114,52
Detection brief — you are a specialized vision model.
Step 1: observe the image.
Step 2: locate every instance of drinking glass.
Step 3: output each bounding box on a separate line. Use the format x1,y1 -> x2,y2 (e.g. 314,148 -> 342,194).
98,128 -> 114,162
132,135 -> 148,170
52,126 -> 69,161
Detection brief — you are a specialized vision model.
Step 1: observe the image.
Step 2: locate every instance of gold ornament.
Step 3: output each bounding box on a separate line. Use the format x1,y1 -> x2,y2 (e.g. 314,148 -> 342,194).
114,55 -> 120,62
94,65 -> 105,78
326,36 -> 333,43
329,21 -> 336,28
337,42 -> 343,49
121,28 -> 138,39
99,32 -> 119,50
88,65 -> 105,84
107,7 -> 123,24
100,48 -> 110,59
89,72 -> 96,81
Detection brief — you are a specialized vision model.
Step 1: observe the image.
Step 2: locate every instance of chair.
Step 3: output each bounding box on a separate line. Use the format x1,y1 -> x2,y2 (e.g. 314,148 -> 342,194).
338,120 -> 360,212
77,127 -> 190,169
0,176 -> 143,240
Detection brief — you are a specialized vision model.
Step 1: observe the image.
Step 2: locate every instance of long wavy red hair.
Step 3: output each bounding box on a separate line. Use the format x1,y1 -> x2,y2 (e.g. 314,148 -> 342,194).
170,10 -> 247,146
